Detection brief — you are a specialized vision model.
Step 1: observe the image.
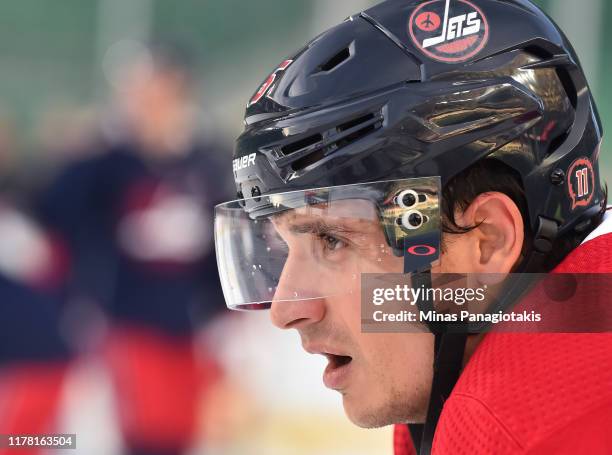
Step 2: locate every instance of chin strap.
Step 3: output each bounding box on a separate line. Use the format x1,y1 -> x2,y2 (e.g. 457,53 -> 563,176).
407,270 -> 468,455
405,216 -> 559,455
407,273 -> 467,455
419,332 -> 468,454
523,216 -> 559,273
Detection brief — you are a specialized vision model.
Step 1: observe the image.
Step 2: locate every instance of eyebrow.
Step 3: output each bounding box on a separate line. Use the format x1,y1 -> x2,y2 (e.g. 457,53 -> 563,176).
287,220 -> 357,236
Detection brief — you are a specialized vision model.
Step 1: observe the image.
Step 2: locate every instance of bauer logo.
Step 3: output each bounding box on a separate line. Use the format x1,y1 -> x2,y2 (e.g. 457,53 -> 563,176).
233,153 -> 256,173
567,157 -> 595,210
408,0 -> 489,63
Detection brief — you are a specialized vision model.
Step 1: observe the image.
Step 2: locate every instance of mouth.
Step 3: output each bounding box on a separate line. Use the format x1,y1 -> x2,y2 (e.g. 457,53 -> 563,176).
302,343 -> 354,391
322,353 -> 353,390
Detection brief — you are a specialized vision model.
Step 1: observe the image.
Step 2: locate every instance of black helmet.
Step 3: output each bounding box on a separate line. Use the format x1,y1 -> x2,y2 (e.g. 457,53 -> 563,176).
222,0 -> 604,453
235,0 -> 603,247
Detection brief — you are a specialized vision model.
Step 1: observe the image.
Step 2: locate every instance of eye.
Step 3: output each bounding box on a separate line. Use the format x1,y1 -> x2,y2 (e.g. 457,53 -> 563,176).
320,233 -> 347,252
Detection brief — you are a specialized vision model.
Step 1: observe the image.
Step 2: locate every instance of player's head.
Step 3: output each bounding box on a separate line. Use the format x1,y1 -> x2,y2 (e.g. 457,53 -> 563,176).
111,42 -> 197,154
215,0 -> 605,428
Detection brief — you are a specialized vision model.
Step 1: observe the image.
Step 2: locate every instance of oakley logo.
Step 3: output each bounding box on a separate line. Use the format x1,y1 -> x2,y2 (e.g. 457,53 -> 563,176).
409,0 -> 489,63
233,153 -> 256,173
406,245 -> 437,256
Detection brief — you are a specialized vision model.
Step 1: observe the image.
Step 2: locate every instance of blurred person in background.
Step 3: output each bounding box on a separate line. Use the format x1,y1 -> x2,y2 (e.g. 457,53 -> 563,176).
36,43 -> 231,455
0,112 -> 72,455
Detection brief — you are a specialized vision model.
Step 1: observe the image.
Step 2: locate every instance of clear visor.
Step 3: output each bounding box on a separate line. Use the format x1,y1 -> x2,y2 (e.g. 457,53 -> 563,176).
214,177 -> 441,310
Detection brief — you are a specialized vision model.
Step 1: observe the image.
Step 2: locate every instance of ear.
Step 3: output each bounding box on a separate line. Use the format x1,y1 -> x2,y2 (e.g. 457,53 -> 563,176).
454,192 -> 524,273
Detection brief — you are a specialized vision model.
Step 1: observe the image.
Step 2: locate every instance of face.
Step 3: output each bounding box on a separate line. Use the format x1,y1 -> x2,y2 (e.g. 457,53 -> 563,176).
268,191 -> 524,427
269,200 -> 436,427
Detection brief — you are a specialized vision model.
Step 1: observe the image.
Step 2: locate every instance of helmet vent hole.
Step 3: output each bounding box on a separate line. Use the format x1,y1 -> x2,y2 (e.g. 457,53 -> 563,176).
337,113 -> 375,132
555,67 -> 578,109
335,113 -> 379,149
319,47 -> 351,72
281,134 -> 323,156
291,149 -> 326,171
276,110 -> 383,174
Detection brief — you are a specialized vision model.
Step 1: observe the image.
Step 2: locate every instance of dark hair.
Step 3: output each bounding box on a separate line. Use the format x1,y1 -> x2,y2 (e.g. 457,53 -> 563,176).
440,159 -> 608,271
145,41 -> 198,88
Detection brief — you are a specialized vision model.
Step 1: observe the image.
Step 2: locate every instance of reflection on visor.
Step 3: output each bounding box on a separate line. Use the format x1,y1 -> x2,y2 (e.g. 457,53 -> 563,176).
214,177 -> 441,310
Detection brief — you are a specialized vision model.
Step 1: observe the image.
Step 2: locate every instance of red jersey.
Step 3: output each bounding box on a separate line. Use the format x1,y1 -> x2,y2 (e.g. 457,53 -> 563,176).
395,213 -> 612,454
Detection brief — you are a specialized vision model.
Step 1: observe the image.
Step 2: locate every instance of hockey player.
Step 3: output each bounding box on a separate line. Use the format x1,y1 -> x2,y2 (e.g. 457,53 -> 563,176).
214,0 -> 612,453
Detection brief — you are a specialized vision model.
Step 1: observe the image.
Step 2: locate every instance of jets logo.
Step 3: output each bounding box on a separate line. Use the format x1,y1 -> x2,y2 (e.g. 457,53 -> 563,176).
567,157 -> 596,210
409,0 -> 489,63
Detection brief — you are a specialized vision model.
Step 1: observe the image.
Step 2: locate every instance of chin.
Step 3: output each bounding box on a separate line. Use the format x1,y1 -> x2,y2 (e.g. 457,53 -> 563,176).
342,393 -> 394,429
341,389 -> 428,428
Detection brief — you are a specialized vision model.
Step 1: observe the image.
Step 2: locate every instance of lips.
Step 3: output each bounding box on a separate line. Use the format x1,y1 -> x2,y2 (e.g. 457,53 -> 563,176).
303,343 -> 353,390
323,353 -> 353,390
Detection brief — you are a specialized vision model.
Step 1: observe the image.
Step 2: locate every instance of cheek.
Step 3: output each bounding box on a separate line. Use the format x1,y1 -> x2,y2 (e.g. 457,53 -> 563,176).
438,234 -> 477,273
359,333 -> 434,385
345,332 -> 435,424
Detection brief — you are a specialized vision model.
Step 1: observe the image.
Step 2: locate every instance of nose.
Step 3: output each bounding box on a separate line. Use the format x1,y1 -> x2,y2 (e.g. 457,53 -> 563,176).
269,252 -> 326,330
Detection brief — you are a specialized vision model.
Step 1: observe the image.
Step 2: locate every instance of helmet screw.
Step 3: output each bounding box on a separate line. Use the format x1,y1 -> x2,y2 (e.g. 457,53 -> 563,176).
251,186 -> 262,201
550,169 -> 565,185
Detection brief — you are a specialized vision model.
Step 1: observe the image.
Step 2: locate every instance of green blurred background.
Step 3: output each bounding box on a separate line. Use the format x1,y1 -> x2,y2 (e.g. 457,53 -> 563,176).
0,0 -> 609,176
